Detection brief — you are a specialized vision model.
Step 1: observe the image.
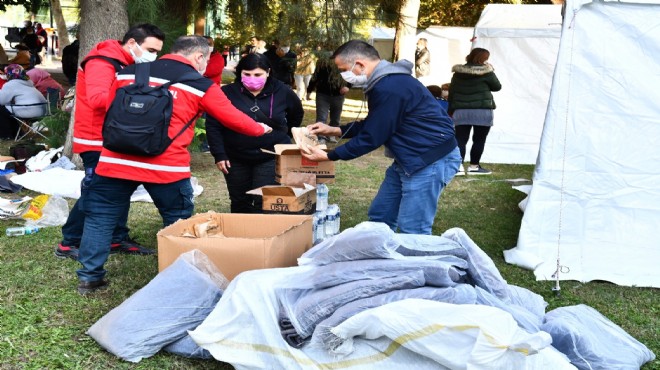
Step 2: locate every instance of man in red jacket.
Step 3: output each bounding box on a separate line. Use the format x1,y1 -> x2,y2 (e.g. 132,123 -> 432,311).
76,35 -> 272,294
55,24 -> 165,261
202,35 -> 225,84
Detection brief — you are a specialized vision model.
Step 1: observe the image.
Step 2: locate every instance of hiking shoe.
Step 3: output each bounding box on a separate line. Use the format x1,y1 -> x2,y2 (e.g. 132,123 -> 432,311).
55,243 -> 79,260
78,279 -> 109,295
110,238 -> 155,255
467,165 -> 492,175
456,164 -> 465,176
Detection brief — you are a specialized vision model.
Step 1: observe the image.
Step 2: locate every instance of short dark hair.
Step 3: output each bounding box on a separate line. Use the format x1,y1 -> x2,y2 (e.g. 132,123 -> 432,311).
235,53 -> 272,83
122,23 -> 165,45
170,35 -> 210,57
466,48 -> 490,64
331,40 -> 380,64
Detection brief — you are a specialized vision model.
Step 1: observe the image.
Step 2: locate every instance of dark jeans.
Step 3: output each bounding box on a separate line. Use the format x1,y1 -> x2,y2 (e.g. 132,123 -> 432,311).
0,106 -> 20,139
60,152 -> 130,246
315,93 -> 345,127
455,125 -> 491,165
77,175 -> 194,282
223,159 -> 277,213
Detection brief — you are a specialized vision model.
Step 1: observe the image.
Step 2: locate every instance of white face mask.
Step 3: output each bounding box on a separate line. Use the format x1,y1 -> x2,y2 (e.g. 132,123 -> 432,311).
340,62 -> 368,87
130,43 -> 158,64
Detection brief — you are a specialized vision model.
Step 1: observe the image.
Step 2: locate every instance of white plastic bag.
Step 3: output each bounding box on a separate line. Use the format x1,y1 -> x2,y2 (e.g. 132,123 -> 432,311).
24,195 -> 69,227
25,147 -> 63,172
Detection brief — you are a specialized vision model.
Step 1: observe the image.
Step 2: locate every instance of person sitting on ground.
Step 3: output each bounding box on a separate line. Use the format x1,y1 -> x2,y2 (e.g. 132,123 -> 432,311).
206,52 -> 304,213
8,44 -> 31,70
0,64 -> 47,139
26,68 -> 65,99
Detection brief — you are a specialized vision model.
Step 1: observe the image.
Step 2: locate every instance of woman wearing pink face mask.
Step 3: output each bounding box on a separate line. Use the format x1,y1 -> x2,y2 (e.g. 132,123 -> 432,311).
206,52 -> 304,213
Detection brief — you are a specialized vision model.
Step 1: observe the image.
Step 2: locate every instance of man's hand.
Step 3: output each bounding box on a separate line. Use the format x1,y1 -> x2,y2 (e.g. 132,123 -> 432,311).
307,122 -> 341,137
216,160 -> 231,174
301,144 -> 329,162
257,122 -> 273,135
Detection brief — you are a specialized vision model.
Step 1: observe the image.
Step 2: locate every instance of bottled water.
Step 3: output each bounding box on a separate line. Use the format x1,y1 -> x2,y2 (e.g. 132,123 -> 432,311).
6,226 -> 40,237
316,183 -> 328,211
313,210 -> 326,244
324,204 -> 341,237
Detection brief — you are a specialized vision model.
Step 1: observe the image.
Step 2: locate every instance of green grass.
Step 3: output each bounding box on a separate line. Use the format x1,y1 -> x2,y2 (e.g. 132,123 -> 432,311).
0,104 -> 658,369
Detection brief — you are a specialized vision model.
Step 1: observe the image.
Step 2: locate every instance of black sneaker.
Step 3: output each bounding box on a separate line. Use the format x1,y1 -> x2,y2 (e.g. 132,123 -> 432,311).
55,243 -> 79,260
78,279 -> 109,295
467,165 -> 492,175
110,238 -> 155,255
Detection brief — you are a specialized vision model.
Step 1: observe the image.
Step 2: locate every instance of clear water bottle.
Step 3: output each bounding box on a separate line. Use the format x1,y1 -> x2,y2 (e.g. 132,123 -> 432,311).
313,210 -> 326,244
6,226 -> 40,237
324,204 -> 340,238
316,183 -> 328,211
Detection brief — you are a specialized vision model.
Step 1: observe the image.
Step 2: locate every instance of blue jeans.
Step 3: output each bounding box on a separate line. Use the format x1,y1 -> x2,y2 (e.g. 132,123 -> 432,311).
315,93 -> 345,127
76,175 -> 194,282
224,159 -> 277,213
368,147 -> 461,234
60,152 -> 130,246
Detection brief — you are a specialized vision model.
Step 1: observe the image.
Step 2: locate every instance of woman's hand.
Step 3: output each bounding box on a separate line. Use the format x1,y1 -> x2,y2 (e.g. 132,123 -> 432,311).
216,160 -> 231,174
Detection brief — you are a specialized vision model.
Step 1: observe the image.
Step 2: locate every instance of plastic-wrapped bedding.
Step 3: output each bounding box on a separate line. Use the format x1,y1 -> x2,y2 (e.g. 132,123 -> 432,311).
87,250 -> 228,362
163,334 -> 213,359
298,221 -> 400,266
541,304 -> 656,370
475,286 -> 542,334
394,233 -> 469,260
311,284 -> 478,353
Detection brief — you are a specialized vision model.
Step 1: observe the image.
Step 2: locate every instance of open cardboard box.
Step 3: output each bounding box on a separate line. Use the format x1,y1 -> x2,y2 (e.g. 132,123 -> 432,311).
263,144 -> 335,184
157,211 -> 312,280
247,172 -> 317,214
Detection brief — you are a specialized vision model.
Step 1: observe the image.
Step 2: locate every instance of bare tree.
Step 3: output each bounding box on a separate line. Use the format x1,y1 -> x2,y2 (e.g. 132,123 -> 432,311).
63,0 -> 129,163
50,0 -> 70,54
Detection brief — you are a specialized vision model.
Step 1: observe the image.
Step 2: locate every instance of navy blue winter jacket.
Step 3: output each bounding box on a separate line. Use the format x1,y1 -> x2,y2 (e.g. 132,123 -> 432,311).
328,60 -> 457,176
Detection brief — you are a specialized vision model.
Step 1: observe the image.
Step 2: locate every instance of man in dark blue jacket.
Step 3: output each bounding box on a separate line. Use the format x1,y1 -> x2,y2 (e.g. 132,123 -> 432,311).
304,40 -> 461,234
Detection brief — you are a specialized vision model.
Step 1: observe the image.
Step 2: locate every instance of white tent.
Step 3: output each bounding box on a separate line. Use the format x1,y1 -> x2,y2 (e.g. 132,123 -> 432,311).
416,26 -> 474,86
471,4 -> 563,164
370,27 -> 396,61
505,0 -> 660,288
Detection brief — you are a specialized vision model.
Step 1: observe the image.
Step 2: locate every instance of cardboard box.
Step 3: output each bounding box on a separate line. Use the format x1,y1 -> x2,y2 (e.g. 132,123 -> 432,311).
246,184 -> 316,214
268,144 -> 335,184
157,212 -> 312,280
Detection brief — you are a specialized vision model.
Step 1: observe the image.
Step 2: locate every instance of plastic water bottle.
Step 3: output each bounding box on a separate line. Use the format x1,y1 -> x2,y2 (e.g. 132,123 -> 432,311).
325,204 -> 340,238
316,183 -> 328,211
6,226 -> 40,237
313,210 -> 326,244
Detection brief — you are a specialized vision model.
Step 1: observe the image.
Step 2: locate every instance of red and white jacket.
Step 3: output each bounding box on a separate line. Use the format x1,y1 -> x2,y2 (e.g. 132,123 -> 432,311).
96,54 -> 266,184
73,40 -> 133,154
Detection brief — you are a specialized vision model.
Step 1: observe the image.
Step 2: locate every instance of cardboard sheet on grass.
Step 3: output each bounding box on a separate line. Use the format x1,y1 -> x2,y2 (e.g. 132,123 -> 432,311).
247,172 -> 316,214
9,168 -> 203,202
157,211 -> 312,280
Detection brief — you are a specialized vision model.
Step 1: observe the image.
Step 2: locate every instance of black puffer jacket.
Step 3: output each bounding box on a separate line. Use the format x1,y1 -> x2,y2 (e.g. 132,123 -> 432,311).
207,78 -> 304,164
448,63 -> 501,115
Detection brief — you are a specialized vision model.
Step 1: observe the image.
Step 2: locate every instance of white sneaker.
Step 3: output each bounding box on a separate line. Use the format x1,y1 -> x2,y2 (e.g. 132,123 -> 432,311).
456,164 -> 465,176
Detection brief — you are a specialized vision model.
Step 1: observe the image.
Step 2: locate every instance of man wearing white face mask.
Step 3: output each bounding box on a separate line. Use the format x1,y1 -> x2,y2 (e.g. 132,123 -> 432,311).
303,40 -> 461,235
56,24 -> 166,261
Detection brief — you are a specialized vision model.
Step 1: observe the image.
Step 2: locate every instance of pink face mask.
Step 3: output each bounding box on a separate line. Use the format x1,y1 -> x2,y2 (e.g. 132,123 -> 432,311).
242,76 -> 267,91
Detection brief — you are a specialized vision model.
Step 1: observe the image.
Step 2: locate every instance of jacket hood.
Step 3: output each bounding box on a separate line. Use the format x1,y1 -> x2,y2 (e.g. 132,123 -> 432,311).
365,59 -> 413,92
451,63 -> 494,75
87,39 -> 134,65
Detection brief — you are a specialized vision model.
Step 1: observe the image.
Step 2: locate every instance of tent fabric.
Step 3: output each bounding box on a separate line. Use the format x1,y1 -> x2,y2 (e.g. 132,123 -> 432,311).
506,0 -> 660,288
470,4 -> 563,164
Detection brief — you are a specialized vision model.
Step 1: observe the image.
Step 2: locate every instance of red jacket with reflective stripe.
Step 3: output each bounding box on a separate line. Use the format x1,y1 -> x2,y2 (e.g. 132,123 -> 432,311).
95,54 -> 266,184
73,40 -> 133,154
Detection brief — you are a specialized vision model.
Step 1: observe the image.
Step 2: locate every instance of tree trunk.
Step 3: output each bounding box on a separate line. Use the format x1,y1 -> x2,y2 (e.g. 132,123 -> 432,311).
392,0 -> 420,63
50,0 -> 70,55
63,0 -> 129,164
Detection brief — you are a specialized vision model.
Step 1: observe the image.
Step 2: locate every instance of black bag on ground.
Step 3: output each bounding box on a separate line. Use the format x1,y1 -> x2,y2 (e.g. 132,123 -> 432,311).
102,63 -> 201,156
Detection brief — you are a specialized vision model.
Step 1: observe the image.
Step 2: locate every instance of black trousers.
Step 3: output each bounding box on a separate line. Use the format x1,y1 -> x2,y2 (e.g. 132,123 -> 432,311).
0,106 -> 20,139
455,125 -> 491,165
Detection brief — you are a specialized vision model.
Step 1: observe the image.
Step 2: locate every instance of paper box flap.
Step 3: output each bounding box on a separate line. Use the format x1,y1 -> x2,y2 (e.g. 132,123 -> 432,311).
271,144 -> 328,155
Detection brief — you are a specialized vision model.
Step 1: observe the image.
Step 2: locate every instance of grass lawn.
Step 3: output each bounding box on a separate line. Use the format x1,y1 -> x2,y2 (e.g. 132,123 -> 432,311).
0,98 -> 658,369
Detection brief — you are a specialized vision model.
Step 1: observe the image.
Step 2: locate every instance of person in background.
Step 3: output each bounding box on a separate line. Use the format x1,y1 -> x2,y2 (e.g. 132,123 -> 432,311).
307,50 -> 349,144
7,44 -> 31,70
0,43 -> 9,66
207,52 -> 303,213
202,35 -> 225,85
415,38 -> 430,79
26,68 -> 65,99
34,23 -> 48,61
294,47 -> 315,101
222,44 -> 229,65
0,64 -> 47,139
21,25 -> 41,68
425,84 -> 449,113
448,47 -> 501,175
55,23 -> 166,262
61,34 -> 80,85
303,40 -> 460,235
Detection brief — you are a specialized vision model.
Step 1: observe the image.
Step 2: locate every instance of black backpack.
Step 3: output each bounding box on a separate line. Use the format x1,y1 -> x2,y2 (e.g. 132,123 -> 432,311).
102,62 -> 202,156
